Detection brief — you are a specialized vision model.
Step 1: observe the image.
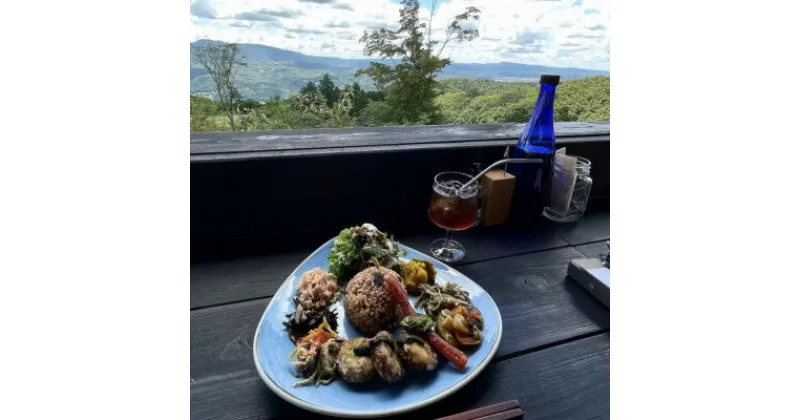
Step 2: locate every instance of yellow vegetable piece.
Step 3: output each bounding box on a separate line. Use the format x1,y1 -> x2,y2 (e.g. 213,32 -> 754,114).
400,259 -> 437,294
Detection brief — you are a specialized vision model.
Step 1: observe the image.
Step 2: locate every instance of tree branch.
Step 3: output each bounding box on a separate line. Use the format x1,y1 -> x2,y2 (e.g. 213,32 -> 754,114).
427,0 -> 439,48
437,28 -> 457,57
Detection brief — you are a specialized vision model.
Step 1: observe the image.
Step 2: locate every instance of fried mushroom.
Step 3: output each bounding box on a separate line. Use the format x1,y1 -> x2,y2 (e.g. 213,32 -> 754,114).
369,331 -> 405,383
396,332 -> 438,371
336,338 -> 376,383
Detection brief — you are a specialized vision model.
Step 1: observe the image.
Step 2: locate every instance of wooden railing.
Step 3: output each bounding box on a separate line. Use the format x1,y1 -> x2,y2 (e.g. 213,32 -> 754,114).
190,121 -> 610,162
190,122 -> 610,261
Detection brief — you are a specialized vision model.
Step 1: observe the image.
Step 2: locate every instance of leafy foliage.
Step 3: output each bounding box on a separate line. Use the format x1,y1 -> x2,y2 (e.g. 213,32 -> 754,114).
355,0 -> 481,125
300,81 -> 318,96
243,99 -> 324,130
350,82 -> 368,115
359,100 -> 396,127
327,225 -> 405,282
436,76 -> 610,123
290,80 -> 358,128
318,74 -> 340,108
190,76 -> 609,132
236,99 -> 262,113
190,95 -> 223,132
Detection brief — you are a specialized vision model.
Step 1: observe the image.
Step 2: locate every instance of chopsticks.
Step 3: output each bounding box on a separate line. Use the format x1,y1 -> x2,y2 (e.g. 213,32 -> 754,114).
434,400 -> 523,420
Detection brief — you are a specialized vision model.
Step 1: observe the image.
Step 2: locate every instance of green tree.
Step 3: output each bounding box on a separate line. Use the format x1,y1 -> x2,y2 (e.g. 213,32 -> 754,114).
348,82 -> 368,116
300,81 -> 318,96
239,99 -> 327,130
292,86 -> 357,128
293,91 -> 328,115
329,86 -> 356,127
360,101 -> 396,126
363,90 -> 387,102
236,99 -> 262,113
317,74 -> 339,107
356,0 -> 480,124
191,42 -> 246,130
190,95 -> 221,132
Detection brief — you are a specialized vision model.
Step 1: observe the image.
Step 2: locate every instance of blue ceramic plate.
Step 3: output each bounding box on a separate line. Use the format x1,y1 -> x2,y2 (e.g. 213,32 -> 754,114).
252,239 -> 503,418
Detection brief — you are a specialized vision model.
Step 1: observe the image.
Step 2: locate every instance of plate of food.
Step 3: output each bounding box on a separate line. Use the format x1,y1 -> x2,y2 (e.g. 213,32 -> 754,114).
252,223 -> 503,418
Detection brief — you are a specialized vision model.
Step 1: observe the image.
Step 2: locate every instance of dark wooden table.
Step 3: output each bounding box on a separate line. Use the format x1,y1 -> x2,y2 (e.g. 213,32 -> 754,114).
190,208 -> 610,420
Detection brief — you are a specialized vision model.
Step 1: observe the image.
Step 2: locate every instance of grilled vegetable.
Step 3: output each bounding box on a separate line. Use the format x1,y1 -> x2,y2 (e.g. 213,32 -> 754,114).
399,258 -> 437,294
397,333 -> 438,371
415,282 -> 472,316
400,313 -> 435,334
373,257 -> 468,371
435,306 -> 484,348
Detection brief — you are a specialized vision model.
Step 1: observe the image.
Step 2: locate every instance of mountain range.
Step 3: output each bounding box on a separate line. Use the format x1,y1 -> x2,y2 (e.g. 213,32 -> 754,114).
190,40 -> 610,101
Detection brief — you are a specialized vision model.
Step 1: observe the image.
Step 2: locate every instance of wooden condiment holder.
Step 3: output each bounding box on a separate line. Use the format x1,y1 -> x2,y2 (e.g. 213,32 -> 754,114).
456,158 -> 541,227
480,170 -> 516,227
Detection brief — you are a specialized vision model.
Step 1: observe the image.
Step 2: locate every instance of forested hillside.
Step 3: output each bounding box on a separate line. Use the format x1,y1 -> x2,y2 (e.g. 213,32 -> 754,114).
437,76 -> 609,124
189,40 -> 609,101
190,76 -> 610,132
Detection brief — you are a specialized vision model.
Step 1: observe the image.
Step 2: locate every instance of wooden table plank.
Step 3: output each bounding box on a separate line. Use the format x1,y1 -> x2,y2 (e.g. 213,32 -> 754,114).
191,333 -> 610,420
555,208 -> 609,246
191,252 -> 308,309
191,298 -> 269,380
191,246 -> 608,383
191,227 -> 568,309
455,247 -> 609,358
399,224 -> 567,266
575,241 -> 609,260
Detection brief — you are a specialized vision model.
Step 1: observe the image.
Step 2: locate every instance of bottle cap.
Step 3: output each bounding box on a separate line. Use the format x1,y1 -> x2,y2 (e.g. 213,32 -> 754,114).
540,74 -> 560,86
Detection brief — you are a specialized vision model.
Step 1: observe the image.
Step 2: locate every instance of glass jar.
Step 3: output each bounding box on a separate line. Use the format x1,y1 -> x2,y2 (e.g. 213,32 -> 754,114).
543,155 -> 592,223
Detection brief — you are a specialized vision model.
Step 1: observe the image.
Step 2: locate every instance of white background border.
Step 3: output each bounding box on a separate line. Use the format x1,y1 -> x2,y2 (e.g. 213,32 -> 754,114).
2,1 -> 800,419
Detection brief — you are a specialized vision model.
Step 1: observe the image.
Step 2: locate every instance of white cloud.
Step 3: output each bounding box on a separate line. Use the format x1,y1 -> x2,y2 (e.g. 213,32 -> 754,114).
189,0 -> 610,71
190,0 -> 217,19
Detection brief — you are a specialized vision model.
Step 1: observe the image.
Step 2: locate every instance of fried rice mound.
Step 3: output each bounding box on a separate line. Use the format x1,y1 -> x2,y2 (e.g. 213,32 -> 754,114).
344,267 -> 407,335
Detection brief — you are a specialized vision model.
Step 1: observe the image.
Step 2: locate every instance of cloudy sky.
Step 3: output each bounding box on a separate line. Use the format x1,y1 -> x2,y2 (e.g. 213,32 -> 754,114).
190,0 -> 609,71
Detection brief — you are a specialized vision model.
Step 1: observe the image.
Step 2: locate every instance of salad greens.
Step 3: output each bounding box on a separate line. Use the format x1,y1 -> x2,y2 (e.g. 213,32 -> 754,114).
327,223 -> 405,282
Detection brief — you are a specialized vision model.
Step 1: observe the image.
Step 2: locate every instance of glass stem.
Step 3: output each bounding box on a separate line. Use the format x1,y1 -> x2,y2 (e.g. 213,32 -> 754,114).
444,229 -> 453,247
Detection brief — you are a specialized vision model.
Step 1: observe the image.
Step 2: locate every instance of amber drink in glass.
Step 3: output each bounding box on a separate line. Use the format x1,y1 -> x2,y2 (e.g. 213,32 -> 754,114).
427,172 -> 479,262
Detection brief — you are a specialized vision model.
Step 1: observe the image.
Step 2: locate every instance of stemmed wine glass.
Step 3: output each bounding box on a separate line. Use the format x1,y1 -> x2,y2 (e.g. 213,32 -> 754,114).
427,172 -> 480,263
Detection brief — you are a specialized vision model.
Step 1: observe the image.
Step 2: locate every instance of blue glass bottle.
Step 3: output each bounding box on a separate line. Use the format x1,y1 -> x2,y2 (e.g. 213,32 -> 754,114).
507,74 -> 560,224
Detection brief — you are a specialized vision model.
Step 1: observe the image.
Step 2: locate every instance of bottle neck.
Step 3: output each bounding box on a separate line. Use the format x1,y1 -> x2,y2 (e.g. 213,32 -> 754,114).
516,83 -> 557,155
536,84 -> 556,106
531,84 -> 556,125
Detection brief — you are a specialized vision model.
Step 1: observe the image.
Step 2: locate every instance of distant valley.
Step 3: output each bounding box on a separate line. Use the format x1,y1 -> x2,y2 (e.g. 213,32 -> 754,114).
190,40 -> 609,101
